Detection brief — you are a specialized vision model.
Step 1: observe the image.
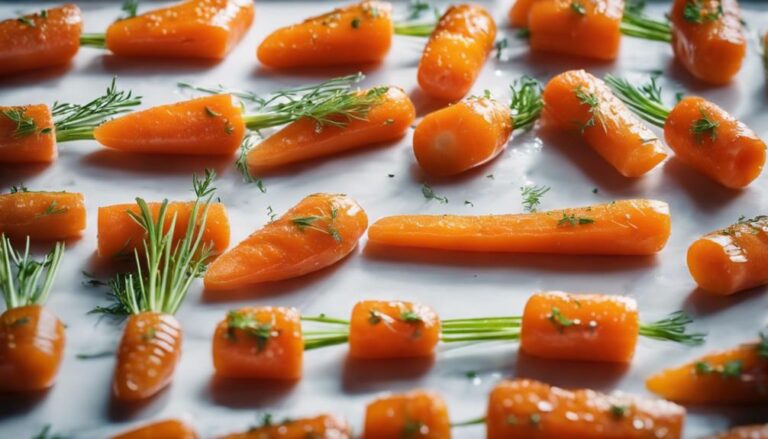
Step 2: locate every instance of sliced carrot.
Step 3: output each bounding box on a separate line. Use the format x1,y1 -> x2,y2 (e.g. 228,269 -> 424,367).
508,0 -> 537,27
93,94 -> 245,156
0,190 -> 86,241
417,4 -> 496,102
0,104 -> 56,163
111,419 -> 198,439
212,307 -> 303,380
363,390 -> 451,439
670,0 -> 746,85
205,193 -> 368,291
487,379 -> 686,439
368,199 -> 671,255
220,414 -> 351,439
348,300 -> 440,359
705,424 -> 768,439
257,1 -> 393,68
247,87 -> 414,173
543,70 -> 668,177
0,4 -> 82,76
97,201 -> 230,259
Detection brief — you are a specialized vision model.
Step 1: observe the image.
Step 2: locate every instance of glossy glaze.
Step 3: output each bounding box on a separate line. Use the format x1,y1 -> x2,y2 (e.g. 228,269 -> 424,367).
0,190 -> 86,241
349,300 -> 440,359
111,419 -> 198,439
363,390 -> 451,439
220,414 -> 351,439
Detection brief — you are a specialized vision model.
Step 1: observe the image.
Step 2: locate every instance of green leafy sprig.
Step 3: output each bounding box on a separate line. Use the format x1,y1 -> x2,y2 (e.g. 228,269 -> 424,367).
0,235 -> 64,309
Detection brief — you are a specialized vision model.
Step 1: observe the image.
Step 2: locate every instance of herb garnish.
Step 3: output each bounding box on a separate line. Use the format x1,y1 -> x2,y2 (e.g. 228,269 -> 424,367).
690,108 -> 719,143
574,85 -> 605,133
235,133 -> 266,192
2,109 -> 39,137
421,183 -> 448,204
291,207 -> 342,242
548,307 -> 574,332
557,213 -> 594,226
571,2 -> 586,15
683,0 -> 723,24
226,310 -> 273,351
400,310 -> 423,323
38,200 -> 68,217
520,185 -> 550,212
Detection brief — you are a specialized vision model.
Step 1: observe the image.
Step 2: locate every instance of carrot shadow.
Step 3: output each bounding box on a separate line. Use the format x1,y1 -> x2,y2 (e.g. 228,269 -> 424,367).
341,356 -> 435,394
107,386 -> 172,422
408,86 -> 451,117
0,63 -> 73,88
520,50 -> 616,76
82,54 -> 220,76
0,388 -> 52,420
683,285 -> 767,317
406,157 -> 503,187
515,352 -> 628,391
206,376 -> 296,408
662,159 -> 745,212
252,62 -> 383,80
81,149 -> 232,176
0,163 -> 52,187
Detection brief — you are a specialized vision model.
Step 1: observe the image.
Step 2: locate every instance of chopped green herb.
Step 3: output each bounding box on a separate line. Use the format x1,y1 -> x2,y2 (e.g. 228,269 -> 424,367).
529,413 -> 541,427
2,109 -> 38,137
722,360 -> 743,378
683,0 -> 723,24
11,316 -> 30,327
266,206 -> 277,223
574,85 -> 605,133
465,370 -> 478,379
548,307 -> 574,332
695,361 -> 713,374
609,404 -> 628,418
557,212 -> 594,226
235,133 -> 266,191
690,108 -> 719,143
205,106 -> 221,117
351,17 -> 361,28
40,9 -> 48,19
387,173 -> 395,178
520,185 -> 550,212
400,310 -> 423,323
571,1 -> 586,15
494,38 -> 509,60
464,200 -> 474,207
17,16 -> 35,27
226,310 -> 272,351
368,310 -> 382,325
38,201 -> 68,217
9,185 -> 28,194
141,327 -> 156,341
402,419 -> 425,438
515,28 -> 531,39
592,188 -> 599,194
291,209 -> 342,243
121,0 -> 139,19
421,183 -> 448,204
486,174 -> 495,179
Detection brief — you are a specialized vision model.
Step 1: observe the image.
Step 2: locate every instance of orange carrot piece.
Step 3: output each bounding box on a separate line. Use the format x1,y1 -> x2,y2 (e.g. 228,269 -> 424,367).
247,87 -> 414,173
257,1 -> 393,68
417,4 -> 496,102
93,94 -> 245,156
348,300 -> 441,359
363,390 -> 451,439
212,307 -> 303,380
508,0 -> 537,27
0,104 -> 56,164
0,5 -> 82,76
112,419 -> 198,439
97,201 -> 230,259
543,70 -> 668,177
487,379 -> 686,439
368,199 -> 671,255
219,414 -> 351,439
105,0 -> 254,60
204,193 -> 368,291
705,424 -> 768,439
670,0 -> 746,85
0,191 -> 86,241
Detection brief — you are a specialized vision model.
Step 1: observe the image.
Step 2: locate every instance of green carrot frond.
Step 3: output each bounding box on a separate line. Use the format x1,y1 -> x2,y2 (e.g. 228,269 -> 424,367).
603,74 -> 671,128
639,311 -> 706,346
620,6 -> 672,42
509,76 -> 543,131
0,235 -> 64,309
120,0 -> 139,19
79,33 -> 107,48
1,108 -> 42,137
690,108 -> 719,143
520,184 -> 550,212
235,133 -> 266,191
225,310 -> 273,351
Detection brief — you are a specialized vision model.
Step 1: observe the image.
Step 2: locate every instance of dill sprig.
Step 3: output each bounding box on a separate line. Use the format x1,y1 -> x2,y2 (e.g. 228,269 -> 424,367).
32,425 -> 66,439
557,212 -> 595,226
0,235 -> 64,309
520,185 -> 550,212
509,76 -> 543,131
683,0 -> 723,24
638,311 -> 706,346
421,183 -> 448,204
690,108 -> 719,143
573,85 -> 606,133
620,6 -> 672,42
235,133 -> 266,192
603,74 -> 671,128
291,207 -> 342,243
1,108 -> 42,137
393,0 -> 439,37
120,0 -> 139,19
225,310 -> 273,351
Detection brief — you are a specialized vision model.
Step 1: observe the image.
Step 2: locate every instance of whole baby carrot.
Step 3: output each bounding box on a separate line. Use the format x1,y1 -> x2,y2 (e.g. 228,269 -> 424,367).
111,419 -> 198,439
0,188 -> 86,241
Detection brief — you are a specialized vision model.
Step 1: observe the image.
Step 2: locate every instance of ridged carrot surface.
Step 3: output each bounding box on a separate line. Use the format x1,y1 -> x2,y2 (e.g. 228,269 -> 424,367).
93,94 -> 245,156
205,193 -> 368,291
705,424 -> 768,439
664,96 -> 765,189
112,419 -> 198,439
105,0 -> 254,60
0,104 -> 56,164
368,199 -> 671,255
113,312 -> 183,401
0,191 -> 86,241
0,4 -> 82,76
543,70 -> 668,177
257,1 -> 393,68
348,300 -> 441,359
97,202 -> 230,259
247,87 -> 414,173
508,0 -> 536,27
0,305 -> 65,392
487,379 -> 686,439
212,307 -> 303,380
363,390 -> 451,439
220,415 -> 351,439
417,4 -> 496,102
670,0 -> 746,85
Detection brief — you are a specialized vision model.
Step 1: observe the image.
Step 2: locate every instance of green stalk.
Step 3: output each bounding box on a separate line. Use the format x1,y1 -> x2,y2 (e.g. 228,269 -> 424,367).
393,22 -> 435,37
508,76 -> 543,131
452,416 -> 486,427
304,334 -> 350,350
639,311 -> 706,346
79,33 -> 107,48
620,10 -> 672,43
603,74 -> 671,128
302,315 -> 351,325
441,330 -> 521,343
0,235 -> 65,309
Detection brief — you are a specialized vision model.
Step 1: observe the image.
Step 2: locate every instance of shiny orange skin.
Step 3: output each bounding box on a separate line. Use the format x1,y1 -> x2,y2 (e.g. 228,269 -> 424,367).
205,193 -> 368,291
705,424 -> 768,439
487,379 -> 686,439
363,390 -> 451,439
106,0 -> 254,60
212,307 -> 303,380
113,312 -> 183,401
0,104 -> 56,164
529,0 -> 623,61
257,1 -> 393,68
0,305 -> 65,392
0,4 -> 82,76
543,70 -> 668,177
247,87 -> 414,173
112,419 -> 198,439
670,0 -> 745,85
413,96 -> 512,176
219,414 -> 351,439
664,96 -> 765,189
508,0 -> 537,27
417,4 -> 496,102
94,94 -> 244,156
0,191 -> 86,241
520,291 -> 640,363
97,202 -> 230,259
348,300 -> 440,359
368,199 -> 671,255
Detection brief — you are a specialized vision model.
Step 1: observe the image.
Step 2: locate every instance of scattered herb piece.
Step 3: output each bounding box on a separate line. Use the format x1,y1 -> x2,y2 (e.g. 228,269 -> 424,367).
571,1 -> 586,15
235,133 -> 266,192
421,183 -> 448,204
690,108 -> 719,143
574,85 -> 605,133
609,404 -> 628,419
38,201 -> 68,217
494,38 -> 508,60
520,185 -> 550,212
226,310 -> 272,351
557,212 -> 594,226
368,310 -> 382,325
351,17 -> 361,28
2,109 -> 37,137
548,307 -> 574,332
464,200 -> 474,207
400,310 -> 423,323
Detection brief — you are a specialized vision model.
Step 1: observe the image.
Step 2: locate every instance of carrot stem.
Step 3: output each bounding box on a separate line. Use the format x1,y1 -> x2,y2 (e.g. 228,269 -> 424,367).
509,76 -> 543,130
79,33 -> 107,48
393,21 -> 435,37
0,235 -> 64,309
302,315 -> 350,325
603,74 -> 671,128
620,11 -> 673,43
638,311 -> 706,346
451,416 -> 486,427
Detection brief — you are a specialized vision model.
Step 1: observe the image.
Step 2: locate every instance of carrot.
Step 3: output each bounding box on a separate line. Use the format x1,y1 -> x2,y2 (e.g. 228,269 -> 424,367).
508,0 -> 537,27
607,76 -> 766,189
363,390 -> 451,439
0,236 -> 65,392
687,216 -> 768,296
543,70 -> 668,177
0,104 -> 56,163
486,379 -> 686,439
367,199 -> 671,255
0,5 -> 82,76
204,193 -> 367,291
212,307 -> 303,380
705,424 -> 768,439
348,300 -> 440,359
417,4 -> 496,102
112,420 -> 197,439
0,189 -> 86,241
220,414 -> 351,439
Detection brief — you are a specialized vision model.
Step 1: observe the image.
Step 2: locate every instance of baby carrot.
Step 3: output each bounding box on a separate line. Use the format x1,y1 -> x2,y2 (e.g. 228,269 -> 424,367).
705,424 -> 768,439
363,390 -> 451,439
367,199 -> 671,255
508,0 -> 537,27
220,414 -> 351,439
111,419 -> 198,439
0,104 -> 56,163
205,193 -> 367,291
0,188 -> 86,241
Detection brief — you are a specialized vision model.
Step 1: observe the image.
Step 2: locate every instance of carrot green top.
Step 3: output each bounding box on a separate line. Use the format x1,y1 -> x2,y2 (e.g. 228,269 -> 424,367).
603,74 -> 672,127
0,234 -> 64,309
619,3 -> 673,42
508,76 -> 544,130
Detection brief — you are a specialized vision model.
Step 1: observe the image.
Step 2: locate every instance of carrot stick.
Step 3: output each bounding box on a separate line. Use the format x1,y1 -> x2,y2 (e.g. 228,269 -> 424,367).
704,424 -> 768,439
363,390 -> 451,439
220,414 -> 351,439
0,105 -> 56,163
348,300 -> 440,359
111,419 -> 198,439
0,189 -> 86,241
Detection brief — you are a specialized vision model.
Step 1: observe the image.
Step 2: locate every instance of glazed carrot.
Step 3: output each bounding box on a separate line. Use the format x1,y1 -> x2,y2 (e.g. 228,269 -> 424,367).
0,236 -> 65,392
348,300 -> 440,359
204,193 -> 368,291
0,5 -> 82,76
687,216 -> 768,295
508,0 -> 537,27
486,379 -> 686,439
0,189 -> 86,241
112,419 -> 198,439
705,424 -> 768,439
98,201 -> 230,258
368,199 -> 671,255
212,307 -> 303,380
417,4 -> 496,102
543,70 -> 668,177
0,104 -> 56,163
220,414 -> 351,439
363,390 -> 451,439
